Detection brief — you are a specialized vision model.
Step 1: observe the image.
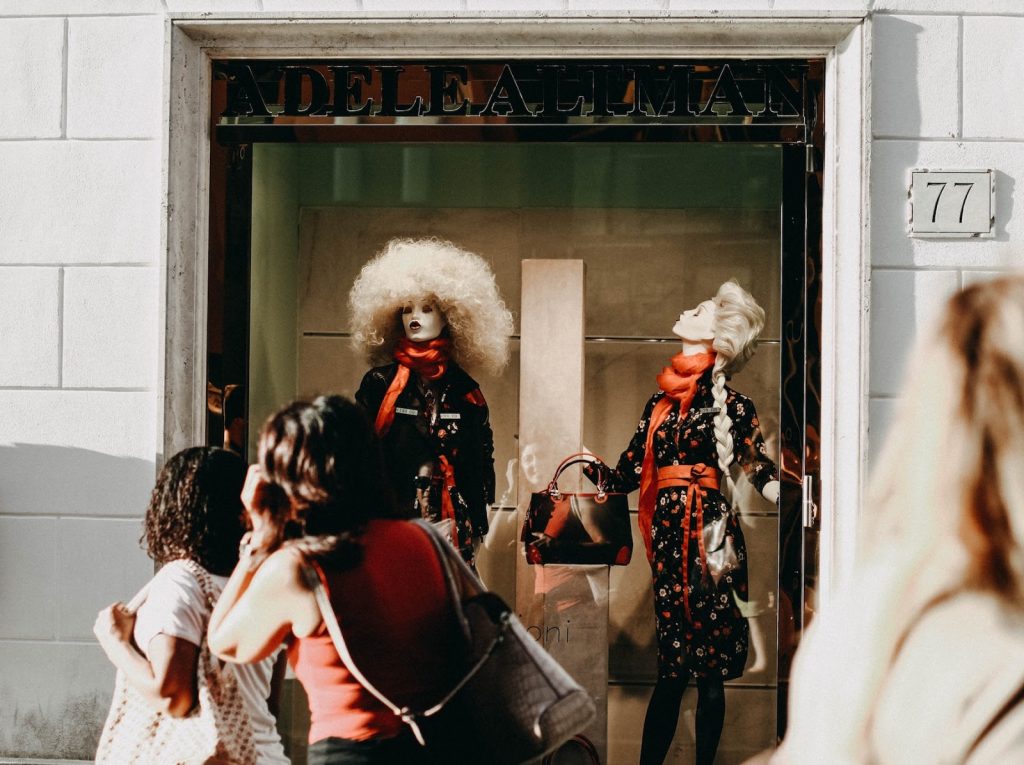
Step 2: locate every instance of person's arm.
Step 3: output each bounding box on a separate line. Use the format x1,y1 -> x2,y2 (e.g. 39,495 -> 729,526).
93,604 -> 199,718
208,545 -> 315,664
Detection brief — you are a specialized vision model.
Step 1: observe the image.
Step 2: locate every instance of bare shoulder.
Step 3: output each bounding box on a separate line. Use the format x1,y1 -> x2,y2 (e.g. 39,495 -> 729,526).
253,546 -> 310,595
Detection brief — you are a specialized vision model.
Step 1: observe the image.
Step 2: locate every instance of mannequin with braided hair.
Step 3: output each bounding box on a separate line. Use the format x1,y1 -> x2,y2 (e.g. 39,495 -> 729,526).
585,280 -> 779,765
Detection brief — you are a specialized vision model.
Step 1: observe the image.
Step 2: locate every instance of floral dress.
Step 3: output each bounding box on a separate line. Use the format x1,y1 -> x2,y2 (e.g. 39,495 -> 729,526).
586,368 -> 777,680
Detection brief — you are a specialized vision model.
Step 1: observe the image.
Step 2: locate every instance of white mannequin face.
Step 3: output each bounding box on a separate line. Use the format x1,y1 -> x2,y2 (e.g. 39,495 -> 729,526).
672,299 -> 717,344
401,300 -> 447,342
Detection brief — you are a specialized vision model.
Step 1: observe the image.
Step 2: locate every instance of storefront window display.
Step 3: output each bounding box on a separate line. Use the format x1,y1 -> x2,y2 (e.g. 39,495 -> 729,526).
206,60 -> 822,764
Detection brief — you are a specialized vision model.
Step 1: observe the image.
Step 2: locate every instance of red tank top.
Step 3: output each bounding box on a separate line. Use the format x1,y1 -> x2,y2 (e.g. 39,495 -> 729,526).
288,519 -> 459,743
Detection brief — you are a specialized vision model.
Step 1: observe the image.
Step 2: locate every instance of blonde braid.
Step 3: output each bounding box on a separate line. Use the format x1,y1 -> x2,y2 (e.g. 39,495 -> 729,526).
711,358 -> 736,504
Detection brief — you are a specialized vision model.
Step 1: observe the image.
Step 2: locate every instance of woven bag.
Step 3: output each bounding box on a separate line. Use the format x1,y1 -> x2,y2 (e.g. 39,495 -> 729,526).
94,561 -> 257,765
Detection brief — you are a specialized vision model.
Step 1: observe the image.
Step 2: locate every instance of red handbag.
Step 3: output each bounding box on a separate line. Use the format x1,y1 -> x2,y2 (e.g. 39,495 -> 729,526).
522,453 -> 632,566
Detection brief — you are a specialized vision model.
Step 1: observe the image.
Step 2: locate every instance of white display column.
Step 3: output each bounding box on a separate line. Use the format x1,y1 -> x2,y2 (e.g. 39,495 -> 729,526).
516,260 -> 609,761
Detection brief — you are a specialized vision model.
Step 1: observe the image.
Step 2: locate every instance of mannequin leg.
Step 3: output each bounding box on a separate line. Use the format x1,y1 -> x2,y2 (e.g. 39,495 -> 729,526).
694,676 -> 726,765
639,675 -> 689,765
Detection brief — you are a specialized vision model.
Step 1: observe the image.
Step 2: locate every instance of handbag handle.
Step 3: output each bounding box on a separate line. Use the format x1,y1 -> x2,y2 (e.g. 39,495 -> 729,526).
547,452 -> 609,498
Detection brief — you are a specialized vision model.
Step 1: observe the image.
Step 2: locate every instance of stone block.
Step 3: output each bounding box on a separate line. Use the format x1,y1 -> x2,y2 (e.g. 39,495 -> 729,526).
465,0 -> 566,9
0,642 -> 113,759
62,267 -> 158,389
67,16 -> 164,139
869,268 -> 959,397
164,0 -> 261,10
870,140 -> 1024,268
568,0 -> 666,9
0,390 -> 156,517
875,0 -> 1024,12
0,267 -> 60,387
0,0 -> 161,12
667,0 -> 772,9
872,15 -> 958,139
0,18 -> 63,139
261,0 -> 362,9
58,518 -> 153,640
0,517 -> 58,639
963,17 -> 1024,140
766,0 -> 867,8
0,141 -> 160,264
360,0 -> 463,9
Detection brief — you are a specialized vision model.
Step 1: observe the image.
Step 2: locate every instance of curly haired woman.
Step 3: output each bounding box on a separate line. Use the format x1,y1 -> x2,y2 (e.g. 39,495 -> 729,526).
93,447 -> 288,764
348,237 -> 514,565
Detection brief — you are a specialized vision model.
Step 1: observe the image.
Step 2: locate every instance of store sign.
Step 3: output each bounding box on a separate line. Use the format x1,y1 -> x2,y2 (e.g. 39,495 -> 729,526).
215,61 -> 806,122
909,169 -> 994,238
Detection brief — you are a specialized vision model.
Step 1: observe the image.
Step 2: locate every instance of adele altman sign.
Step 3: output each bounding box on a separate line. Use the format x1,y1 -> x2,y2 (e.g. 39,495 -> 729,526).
215,61 -> 809,122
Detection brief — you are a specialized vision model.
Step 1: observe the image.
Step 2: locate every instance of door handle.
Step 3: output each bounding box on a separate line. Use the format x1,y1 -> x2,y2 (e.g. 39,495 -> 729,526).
801,475 -> 818,529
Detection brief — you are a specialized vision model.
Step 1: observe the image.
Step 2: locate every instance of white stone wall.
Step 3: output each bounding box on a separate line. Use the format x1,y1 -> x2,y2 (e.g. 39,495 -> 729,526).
1,0 -> 1022,760
0,5 -> 163,758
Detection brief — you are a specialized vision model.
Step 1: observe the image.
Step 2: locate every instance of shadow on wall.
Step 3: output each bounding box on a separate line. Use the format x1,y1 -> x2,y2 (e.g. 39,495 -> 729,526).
0,690 -> 109,760
0,443 -> 157,516
0,445 -> 157,760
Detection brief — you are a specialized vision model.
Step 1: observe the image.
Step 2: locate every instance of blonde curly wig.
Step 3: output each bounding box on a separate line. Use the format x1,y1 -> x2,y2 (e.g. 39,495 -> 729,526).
348,238 -> 514,375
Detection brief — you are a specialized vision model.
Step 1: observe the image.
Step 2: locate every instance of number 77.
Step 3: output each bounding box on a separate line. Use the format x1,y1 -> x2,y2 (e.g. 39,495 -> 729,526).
926,181 -> 974,223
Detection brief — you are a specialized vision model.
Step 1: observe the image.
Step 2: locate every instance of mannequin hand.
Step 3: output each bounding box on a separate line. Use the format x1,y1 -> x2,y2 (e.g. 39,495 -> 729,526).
94,602 -> 135,648
762,480 -> 780,505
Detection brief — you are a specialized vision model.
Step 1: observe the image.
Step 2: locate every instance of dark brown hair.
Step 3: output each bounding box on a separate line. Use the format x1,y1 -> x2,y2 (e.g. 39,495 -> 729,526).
257,395 -> 399,567
142,447 -> 247,576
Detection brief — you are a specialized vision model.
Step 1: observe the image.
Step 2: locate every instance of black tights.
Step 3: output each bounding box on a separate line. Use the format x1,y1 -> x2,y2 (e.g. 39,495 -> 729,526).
638,675 -> 726,765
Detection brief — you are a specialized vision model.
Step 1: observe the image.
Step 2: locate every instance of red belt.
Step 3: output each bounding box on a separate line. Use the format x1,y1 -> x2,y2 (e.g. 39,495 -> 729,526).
656,463 -> 721,622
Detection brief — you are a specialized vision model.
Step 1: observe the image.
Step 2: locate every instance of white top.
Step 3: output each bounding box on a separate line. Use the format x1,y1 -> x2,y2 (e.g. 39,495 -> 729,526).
870,592 -> 1024,764
133,560 -> 290,765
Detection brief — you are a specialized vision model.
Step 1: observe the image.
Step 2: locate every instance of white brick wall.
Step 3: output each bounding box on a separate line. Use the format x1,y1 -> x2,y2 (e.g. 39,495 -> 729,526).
868,4 -> 1024,484
2,0 -> 1024,760
0,3 -> 163,757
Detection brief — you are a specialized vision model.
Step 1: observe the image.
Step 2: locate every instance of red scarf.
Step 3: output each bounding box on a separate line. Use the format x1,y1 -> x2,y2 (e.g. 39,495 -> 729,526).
373,337 -> 452,436
637,351 -> 717,562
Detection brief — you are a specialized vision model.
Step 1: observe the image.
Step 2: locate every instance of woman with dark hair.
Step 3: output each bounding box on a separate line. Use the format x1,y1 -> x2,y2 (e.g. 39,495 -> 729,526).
208,395 -> 461,765
93,446 -> 289,764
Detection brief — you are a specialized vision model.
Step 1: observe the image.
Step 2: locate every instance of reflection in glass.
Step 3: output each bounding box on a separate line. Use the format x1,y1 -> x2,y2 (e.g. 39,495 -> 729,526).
247,139 -> 786,763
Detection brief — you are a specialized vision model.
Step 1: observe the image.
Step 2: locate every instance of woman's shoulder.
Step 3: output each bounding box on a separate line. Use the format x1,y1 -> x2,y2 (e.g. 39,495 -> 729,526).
873,592 -> 1024,762
148,559 -> 214,599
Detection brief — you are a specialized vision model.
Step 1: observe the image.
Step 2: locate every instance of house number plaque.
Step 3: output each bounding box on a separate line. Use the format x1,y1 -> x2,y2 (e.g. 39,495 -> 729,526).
909,168 -> 994,238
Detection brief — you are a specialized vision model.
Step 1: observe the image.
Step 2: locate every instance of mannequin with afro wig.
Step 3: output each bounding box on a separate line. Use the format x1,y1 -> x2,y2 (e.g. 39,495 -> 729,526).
349,238 -> 513,566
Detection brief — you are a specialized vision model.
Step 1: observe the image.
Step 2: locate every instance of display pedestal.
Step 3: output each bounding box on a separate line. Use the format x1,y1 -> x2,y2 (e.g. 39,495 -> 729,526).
517,260 -> 608,761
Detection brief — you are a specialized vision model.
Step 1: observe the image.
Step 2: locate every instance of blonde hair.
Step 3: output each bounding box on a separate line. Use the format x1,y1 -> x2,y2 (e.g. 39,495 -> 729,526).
708,280 -> 766,501
348,238 -> 514,375
782,274 -> 1024,761
869,274 -> 1024,600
